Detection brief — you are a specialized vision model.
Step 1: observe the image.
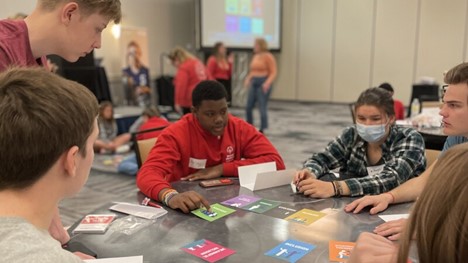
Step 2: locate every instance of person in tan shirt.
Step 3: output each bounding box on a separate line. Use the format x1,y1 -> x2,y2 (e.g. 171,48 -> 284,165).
244,38 -> 277,133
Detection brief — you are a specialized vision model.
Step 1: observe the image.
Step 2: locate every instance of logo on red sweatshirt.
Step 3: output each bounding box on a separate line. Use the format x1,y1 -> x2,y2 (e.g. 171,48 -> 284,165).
226,146 -> 234,162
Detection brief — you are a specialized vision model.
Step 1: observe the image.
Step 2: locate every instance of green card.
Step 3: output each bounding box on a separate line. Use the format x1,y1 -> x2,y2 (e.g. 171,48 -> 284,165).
191,203 -> 236,222
241,199 -> 280,214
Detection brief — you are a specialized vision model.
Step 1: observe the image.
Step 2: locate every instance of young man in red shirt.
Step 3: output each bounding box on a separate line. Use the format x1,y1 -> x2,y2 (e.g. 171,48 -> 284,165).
137,80 -> 285,213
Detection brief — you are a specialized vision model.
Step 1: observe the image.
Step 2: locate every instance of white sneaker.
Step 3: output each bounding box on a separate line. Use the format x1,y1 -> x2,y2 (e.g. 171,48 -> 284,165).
115,144 -> 130,154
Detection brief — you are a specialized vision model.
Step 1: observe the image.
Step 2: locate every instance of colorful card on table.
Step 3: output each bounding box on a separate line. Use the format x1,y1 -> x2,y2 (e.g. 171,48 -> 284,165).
181,239 -> 236,263
329,240 -> 355,262
241,199 -> 280,213
263,205 -> 299,219
191,203 -> 235,222
221,194 -> 260,208
284,209 -> 326,226
265,239 -> 316,263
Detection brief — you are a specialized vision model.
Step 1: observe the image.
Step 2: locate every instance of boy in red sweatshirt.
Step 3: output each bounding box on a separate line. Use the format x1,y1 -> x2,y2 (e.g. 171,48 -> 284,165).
137,80 -> 285,213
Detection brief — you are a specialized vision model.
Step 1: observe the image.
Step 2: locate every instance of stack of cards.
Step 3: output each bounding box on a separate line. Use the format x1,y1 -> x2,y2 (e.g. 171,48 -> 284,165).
72,214 -> 116,234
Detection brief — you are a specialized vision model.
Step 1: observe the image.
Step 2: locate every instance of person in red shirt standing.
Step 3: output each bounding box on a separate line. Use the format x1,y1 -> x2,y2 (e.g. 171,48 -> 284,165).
206,42 -> 233,104
379,83 -> 406,120
168,46 -> 210,115
137,80 -> 285,213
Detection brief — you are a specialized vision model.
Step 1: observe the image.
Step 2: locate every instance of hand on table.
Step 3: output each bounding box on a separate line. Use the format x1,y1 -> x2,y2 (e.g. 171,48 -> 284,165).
296,177 -> 335,198
374,218 -> 408,241
167,191 -> 211,213
293,169 -> 316,184
182,165 -> 223,181
344,193 -> 393,214
347,232 -> 398,263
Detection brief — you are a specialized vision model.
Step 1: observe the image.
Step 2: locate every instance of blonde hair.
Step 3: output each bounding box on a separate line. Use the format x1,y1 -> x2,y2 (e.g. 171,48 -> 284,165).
397,143 -> 468,263
255,38 -> 268,52
168,46 -> 195,64
38,0 -> 121,23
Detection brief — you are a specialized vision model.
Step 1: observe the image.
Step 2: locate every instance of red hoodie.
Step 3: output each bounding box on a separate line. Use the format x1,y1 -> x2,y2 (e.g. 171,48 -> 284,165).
137,117 -> 171,140
136,113 -> 285,201
174,58 -> 209,107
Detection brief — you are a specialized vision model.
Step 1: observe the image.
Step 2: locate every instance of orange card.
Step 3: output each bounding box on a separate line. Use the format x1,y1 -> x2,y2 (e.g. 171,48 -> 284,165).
329,240 -> 355,262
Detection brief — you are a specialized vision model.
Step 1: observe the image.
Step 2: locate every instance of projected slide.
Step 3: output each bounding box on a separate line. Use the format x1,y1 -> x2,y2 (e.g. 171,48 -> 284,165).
200,0 -> 281,50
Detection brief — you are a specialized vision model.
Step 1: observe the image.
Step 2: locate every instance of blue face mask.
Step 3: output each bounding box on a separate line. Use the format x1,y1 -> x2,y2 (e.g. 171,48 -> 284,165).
356,123 -> 387,143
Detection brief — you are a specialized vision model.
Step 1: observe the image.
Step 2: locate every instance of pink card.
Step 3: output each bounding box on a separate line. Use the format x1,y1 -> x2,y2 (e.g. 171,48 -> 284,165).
181,239 -> 236,263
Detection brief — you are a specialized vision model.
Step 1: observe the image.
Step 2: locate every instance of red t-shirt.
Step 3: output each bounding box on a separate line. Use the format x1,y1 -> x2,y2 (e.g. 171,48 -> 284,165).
206,56 -> 231,80
173,58 -> 209,107
0,19 -> 47,71
136,113 -> 285,201
137,117 -> 171,140
394,99 -> 405,120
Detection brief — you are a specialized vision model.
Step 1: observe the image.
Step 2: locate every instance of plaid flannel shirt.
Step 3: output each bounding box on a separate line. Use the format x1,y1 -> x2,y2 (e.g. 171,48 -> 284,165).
304,125 -> 426,196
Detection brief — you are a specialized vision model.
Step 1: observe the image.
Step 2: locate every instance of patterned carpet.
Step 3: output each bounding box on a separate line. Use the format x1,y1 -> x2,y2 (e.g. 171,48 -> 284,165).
59,101 -> 352,226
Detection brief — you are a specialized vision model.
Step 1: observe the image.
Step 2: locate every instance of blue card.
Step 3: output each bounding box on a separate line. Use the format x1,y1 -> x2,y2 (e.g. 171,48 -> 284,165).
265,239 -> 316,263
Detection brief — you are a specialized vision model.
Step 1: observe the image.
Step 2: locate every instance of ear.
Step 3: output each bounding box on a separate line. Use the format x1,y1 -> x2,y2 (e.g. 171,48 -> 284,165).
63,146 -> 80,178
191,106 -> 196,114
389,115 -> 396,125
60,2 -> 79,25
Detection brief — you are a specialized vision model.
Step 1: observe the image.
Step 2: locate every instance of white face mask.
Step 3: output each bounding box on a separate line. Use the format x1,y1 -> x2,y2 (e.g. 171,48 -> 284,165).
356,123 -> 387,143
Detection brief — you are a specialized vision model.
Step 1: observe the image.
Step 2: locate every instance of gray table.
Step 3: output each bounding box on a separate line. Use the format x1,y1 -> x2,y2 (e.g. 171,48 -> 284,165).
69,180 -> 412,262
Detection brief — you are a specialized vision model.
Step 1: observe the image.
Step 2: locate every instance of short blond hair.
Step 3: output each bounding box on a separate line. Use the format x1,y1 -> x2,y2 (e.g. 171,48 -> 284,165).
255,38 -> 268,52
168,46 -> 195,64
39,0 -> 121,23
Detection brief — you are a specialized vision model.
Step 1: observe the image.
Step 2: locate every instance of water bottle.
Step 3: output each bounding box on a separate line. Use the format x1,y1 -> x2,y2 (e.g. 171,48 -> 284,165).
411,98 -> 420,118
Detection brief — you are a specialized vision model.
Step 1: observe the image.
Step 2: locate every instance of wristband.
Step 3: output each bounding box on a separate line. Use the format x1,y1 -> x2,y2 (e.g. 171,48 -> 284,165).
331,181 -> 337,197
164,191 -> 179,206
160,189 -> 177,204
334,181 -> 343,197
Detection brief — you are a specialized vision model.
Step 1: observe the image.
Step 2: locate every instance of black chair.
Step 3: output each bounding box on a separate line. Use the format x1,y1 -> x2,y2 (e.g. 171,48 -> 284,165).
407,84 -> 440,117
132,126 -> 168,168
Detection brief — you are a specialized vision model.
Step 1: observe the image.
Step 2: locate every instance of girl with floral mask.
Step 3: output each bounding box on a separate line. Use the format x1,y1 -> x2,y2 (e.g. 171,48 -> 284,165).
293,87 -> 426,199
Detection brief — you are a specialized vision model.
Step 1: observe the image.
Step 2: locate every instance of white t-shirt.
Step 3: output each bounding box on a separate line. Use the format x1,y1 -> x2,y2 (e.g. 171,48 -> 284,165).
0,217 -> 83,263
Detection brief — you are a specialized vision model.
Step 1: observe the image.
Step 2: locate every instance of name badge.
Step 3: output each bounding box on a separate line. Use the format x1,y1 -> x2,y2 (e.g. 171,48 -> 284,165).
189,158 -> 207,169
366,164 -> 385,177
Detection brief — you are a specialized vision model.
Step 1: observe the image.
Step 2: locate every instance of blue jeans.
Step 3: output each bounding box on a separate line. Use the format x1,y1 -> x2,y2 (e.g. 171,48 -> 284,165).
246,76 -> 272,131
117,153 -> 138,176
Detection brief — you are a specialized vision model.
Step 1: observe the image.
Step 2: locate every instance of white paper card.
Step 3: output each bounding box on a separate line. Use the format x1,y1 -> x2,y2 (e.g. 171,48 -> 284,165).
378,213 -> 410,222
189,157 -> 207,169
253,169 -> 296,191
84,256 -> 143,263
238,162 -> 277,190
109,203 -> 167,220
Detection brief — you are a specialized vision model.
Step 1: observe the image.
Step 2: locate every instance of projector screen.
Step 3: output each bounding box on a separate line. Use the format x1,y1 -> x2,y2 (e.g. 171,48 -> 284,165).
199,0 -> 282,51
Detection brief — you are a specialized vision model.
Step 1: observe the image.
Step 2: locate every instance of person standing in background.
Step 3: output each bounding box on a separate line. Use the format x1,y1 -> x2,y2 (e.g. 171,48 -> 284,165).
168,46 -> 210,115
206,42 -> 233,104
122,41 -> 151,107
378,82 -> 406,120
244,38 -> 277,133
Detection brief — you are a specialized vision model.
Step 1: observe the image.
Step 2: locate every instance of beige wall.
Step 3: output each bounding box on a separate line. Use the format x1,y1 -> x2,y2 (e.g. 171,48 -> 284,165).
272,0 -> 468,105
3,0 -> 468,106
